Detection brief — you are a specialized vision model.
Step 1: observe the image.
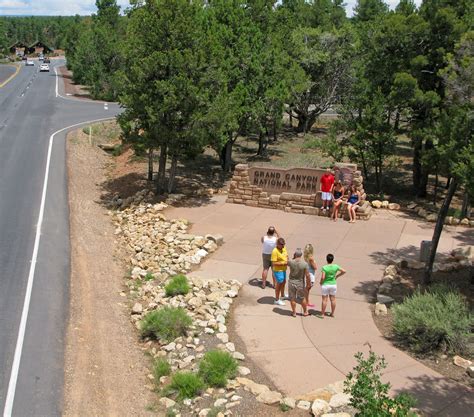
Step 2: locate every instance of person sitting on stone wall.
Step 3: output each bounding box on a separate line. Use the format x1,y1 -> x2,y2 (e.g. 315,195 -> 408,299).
330,180 -> 345,221
347,184 -> 361,223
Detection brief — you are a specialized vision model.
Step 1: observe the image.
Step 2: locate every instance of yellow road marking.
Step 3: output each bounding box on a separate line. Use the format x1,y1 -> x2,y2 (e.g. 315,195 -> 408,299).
0,63 -> 21,88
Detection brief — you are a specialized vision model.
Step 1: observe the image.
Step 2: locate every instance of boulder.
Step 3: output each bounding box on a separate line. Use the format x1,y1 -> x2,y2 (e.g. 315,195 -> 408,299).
214,398 -> 228,407
159,397 -> 176,408
236,377 -> 269,396
374,302 -> 388,316
451,246 -> 473,261
297,400 -> 311,410
256,390 -> 282,405
131,303 -> 143,314
298,388 -> 332,402
381,200 -> 389,208
280,397 -> 296,409
311,399 -> 331,415
237,366 -> 251,376
371,200 -> 382,209
453,355 -> 472,369
378,282 -> 392,295
329,393 -> 351,408
377,294 -> 394,305
388,203 -> 400,210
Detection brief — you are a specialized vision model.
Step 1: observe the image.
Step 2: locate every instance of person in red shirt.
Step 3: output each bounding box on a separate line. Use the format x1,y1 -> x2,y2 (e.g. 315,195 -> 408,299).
320,169 -> 335,212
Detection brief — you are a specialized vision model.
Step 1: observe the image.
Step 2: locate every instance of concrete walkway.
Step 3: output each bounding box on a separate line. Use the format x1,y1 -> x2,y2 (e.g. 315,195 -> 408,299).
166,196 -> 473,416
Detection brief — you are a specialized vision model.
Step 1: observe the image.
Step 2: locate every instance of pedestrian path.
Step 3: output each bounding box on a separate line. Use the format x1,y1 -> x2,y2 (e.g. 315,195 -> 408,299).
166,196 -> 473,416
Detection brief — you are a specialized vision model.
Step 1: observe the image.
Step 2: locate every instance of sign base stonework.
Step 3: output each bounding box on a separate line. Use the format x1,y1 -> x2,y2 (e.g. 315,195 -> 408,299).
226,164 -> 373,220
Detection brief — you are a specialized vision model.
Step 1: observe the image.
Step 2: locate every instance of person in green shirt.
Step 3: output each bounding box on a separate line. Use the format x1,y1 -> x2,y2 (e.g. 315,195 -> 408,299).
320,253 -> 346,318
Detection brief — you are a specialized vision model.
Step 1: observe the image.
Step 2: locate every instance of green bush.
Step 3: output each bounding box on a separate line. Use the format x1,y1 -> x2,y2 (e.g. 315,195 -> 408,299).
345,351 -> 417,417
165,372 -> 205,401
198,350 -> 238,387
165,275 -> 190,297
153,358 -> 171,381
140,307 -> 192,342
393,285 -> 472,354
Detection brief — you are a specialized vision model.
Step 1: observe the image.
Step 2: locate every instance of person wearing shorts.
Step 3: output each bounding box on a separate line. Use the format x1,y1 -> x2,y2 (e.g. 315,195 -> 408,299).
261,226 -> 279,289
287,248 -> 311,317
320,253 -> 346,318
303,243 -> 317,308
271,237 -> 288,306
320,169 -> 335,212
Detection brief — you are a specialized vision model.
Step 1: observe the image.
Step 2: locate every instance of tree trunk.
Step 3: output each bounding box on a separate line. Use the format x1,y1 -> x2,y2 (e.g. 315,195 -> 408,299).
413,137 -> 422,196
222,136 -> 234,172
167,154 -> 178,193
423,178 -> 458,285
461,192 -> 471,218
256,131 -> 267,156
147,147 -> 154,181
394,111 -> 400,131
156,144 -> 167,195
433,167 -> 438,206
272,119 -> 277,142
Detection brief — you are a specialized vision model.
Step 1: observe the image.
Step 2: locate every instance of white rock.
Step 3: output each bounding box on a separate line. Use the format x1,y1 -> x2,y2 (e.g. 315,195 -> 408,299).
384,265 -> 398,276
280,397 -> 296,409
297,400 -> 311,410
162,342 -> 176,352
196,249 -> 208,258
453,355 -> 472,369
311,399 -> 331,415
199,409 -> 210,417
371,200 -> 382,208
256,390 -> 282,405
218,299 -> 230,310
214,398 -> 228,407
233,352 -> 245,360
236,377 -> 269,395
131,303 -> 143,314
374,302 -> 387,316
329,393 -> 351,408
226,290 -> 238,298
238,366 -> 251,376
188,297 -> 203,308
217,333 -> 229,343
467,366 -> 474,378
159,397 -> 176,408
225,342 -> 235,352
204,327 -> 215,334
230,395 -> 242,402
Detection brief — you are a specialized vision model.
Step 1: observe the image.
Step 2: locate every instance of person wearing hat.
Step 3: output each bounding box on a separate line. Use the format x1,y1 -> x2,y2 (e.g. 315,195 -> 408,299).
287,248 -> 311,317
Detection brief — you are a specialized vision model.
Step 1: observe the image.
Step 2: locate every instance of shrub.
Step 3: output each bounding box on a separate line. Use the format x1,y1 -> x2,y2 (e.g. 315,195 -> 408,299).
140,307 -> 192,342
165,372 -> 204,401
393,285 -> 472,354
198,350 -> 238,387
345,351 -> 417,417
153,358 -> 171,381
144,273 -> 155,281
165,275 -> 190,297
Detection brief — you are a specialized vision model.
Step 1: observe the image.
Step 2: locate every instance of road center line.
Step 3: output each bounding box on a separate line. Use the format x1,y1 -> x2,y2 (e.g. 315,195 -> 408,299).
3,116 -> 116,417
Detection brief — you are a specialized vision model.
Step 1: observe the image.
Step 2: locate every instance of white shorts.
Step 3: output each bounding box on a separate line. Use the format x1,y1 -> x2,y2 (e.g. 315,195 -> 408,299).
321,192 -> 333,201
309,272 -> 315,284
321,285 -> 337,296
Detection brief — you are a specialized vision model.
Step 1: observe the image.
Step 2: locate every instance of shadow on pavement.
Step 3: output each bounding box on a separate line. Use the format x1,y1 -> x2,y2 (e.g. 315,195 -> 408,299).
352,280 -> 379,303
257,296 -> 277,305
398,374 -> 474,417
453,228 -> 474,246
272,307 -> 294,317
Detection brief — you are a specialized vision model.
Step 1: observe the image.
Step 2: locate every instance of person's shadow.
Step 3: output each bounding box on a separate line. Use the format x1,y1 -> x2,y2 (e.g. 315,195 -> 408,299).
248,278 -> 274,289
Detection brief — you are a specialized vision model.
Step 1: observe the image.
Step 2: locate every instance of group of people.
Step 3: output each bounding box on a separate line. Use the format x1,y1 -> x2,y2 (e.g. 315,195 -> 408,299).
261,227 -> 346,317
320,169 -> 361,223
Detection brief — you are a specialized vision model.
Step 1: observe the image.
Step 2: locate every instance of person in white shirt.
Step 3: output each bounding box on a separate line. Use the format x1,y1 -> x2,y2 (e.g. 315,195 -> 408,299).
261,226 -> 279,289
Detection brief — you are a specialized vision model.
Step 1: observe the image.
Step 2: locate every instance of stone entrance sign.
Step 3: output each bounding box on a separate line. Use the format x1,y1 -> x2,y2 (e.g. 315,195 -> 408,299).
249,167 -> 326,195
227,163 -> 373,220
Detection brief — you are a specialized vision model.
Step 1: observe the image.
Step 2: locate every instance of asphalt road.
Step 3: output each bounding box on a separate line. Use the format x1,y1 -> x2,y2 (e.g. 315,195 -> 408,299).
0,65 -> 17,85
0,59 -> 121,416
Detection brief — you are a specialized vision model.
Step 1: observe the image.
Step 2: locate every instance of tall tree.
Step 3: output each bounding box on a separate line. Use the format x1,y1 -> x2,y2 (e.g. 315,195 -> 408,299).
353,0 -> 389,22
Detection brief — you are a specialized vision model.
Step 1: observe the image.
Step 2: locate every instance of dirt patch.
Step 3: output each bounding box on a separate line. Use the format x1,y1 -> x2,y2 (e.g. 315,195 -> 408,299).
58,65 -> 93,99
372,268 -> 473,389
63,128 -> 155,416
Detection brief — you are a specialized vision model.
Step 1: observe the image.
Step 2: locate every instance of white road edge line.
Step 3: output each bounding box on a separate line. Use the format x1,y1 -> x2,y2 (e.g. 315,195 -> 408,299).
3,116 -> 116,417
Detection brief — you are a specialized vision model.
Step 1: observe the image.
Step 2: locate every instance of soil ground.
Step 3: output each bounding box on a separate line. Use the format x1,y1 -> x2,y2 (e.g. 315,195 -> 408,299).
64,128 -> 155,416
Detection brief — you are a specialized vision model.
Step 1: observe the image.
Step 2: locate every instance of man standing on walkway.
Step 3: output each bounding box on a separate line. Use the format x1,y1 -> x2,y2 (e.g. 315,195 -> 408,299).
288,248 -> 311,317
320,168 -> 335,213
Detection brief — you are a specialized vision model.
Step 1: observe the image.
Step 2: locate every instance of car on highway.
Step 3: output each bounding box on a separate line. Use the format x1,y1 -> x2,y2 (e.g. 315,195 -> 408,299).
44,57 -> 51,63
40,63 -> 50,72
25,60 -> 34,66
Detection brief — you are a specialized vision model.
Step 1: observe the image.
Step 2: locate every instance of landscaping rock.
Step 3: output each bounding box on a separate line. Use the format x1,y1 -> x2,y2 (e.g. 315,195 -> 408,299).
159,397 -> 176,408
371,200 -> 382,208
162,342 -> 176,352
467,366 -> 474,378
329,393 -> 351,408
297,400 -> 311,410
453,355 -> 472,369
281,397 -> 296,409
381,200 -> 389,208
384,265 -> 398,276
233,352 -> 245,360
236,377 -> 269,396
237,366 -> 251,376
256,390 -> 282,405
378,282 -> 392,294
131,303 -> 143,314
205,234 -> 224,246
326,380 -> 345,395
374,302 -> 387,316
311,399 -> 331,415
199,409 -> 210,417
388,203 -> 400,210
214,398 -> 228,407
299,388 -> 332,402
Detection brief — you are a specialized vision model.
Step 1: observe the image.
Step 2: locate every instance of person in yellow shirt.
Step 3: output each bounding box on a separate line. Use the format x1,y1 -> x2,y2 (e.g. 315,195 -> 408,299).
271,237 -> 288,306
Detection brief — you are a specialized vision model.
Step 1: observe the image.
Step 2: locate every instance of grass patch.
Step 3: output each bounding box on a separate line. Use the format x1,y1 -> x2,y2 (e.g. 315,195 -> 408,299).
279,403 -> 291,412
393,284 -> 472,354
164,372 -> 205,401
165,274 -> 190,297
153,358 -> 171,381
144,272 -> 155,281
198,350 -> 238,387
140,307 -> 192,342
207,407 -> 224,417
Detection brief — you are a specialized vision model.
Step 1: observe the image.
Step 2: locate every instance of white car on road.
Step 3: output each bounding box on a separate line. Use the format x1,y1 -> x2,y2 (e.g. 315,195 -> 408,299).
25,60 -> 34,66
40,64 -> 50,72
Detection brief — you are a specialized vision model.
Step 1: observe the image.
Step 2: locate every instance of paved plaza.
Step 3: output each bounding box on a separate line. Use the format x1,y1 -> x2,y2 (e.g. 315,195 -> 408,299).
166,196 -> 473,416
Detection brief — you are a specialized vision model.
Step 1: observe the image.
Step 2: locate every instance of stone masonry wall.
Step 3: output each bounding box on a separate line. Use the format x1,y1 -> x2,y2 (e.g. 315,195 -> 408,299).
226,164 -> 373,219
